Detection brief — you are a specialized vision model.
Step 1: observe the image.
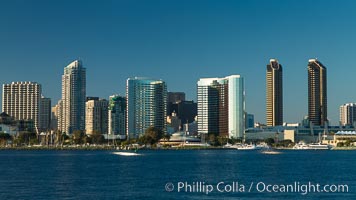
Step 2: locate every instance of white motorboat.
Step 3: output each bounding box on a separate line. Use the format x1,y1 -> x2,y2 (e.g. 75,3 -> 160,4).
307,143 -> 331,150
235,144 -> 257,150
293,142 -> 331,150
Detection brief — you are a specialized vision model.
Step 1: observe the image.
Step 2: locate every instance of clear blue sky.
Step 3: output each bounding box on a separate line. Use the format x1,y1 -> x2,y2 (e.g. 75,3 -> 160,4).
1,0 -> 356,125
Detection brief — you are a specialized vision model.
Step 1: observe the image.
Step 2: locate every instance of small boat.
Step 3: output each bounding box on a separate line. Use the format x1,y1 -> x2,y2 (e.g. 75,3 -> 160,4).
223,142 -> 235,149
256,143 -> 270,150
235,144 -> 258,150
293,142 -> 309,149
293,142 -> 331,150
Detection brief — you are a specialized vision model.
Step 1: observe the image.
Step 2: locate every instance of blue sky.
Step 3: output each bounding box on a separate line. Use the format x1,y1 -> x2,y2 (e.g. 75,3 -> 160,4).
1,0 -> 356,125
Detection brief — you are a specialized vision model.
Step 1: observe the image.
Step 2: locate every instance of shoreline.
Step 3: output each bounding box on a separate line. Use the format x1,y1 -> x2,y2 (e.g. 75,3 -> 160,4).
1,146 -> 356,151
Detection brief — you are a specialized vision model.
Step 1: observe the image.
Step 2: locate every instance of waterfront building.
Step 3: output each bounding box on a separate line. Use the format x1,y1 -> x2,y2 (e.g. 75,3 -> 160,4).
0,112 -> 35,136
59,60 -> 86,134
308,59 -> 327,126
340,103 -> 356,126
332,131 -> 356,146
108,95 -> 126,137
266,59 -> 283,126
126,77 -> 167,139
197,78 -> 219,136
197,75 -> 245,138
2,81 -> 41,133
245,125 -> 355,145
85,98 -> 108,135
39,96 -> 51,131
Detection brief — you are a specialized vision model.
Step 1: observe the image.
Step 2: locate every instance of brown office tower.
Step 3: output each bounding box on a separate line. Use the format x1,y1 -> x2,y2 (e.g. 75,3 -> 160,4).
308,59 -> 327,126
266,59 -> 283,126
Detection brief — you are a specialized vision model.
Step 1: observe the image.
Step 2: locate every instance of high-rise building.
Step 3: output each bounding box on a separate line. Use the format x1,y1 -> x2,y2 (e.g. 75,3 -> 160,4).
197,75 -> 245,138
176,100 -> 197,124
340,103 -> 356,126
266,59 -> 283,126
51,103 -> 60,131
59,60 -> 86,134
2,81 -> 41,132
167,92 -> 186,115
245,113 -> 255,129
167,92 -> 185,104
39,96 -> 51,131
308,59 -> 327,126
197,78 -> 219,136
85,98 -> 108,135
108,95 -> 126,137
126,77 -> 167,139
167,100 -> 197,124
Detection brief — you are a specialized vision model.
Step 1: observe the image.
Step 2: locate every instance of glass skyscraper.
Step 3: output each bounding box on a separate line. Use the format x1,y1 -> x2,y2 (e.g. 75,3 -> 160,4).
108,95 -> 126,137
197,75 -> 245,139
126,77 -> 167,139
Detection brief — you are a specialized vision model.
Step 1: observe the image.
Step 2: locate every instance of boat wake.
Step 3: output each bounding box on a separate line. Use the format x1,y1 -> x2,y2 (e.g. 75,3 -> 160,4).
260,150 -> 282,155
112,152 -> 141,156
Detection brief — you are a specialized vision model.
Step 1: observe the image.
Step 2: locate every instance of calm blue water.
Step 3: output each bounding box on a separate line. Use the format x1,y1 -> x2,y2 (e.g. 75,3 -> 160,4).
0,150 -> 355,200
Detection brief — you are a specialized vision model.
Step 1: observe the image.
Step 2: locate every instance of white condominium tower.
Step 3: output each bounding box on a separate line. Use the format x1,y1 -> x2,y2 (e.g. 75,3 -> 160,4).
340,103 -> 356,126
59,60 -> 86,134
2,81 -> 42,132
197,75 -> 245,139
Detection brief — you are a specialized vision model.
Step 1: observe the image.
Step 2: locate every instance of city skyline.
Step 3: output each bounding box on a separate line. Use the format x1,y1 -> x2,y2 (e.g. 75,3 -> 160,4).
1,0 -> 356,125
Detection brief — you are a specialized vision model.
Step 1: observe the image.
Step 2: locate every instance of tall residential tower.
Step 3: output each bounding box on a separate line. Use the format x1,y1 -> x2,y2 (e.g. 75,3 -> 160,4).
340,103 -> 356,126
126,77 -> 167,139
266,59 -> 283,126
39,96 -> 51,131
85,98 -> 108,135
59,60 -> 86,134
108,95 -> 126,137
197,75 -> 245,139
308,59 -> 327,126
2,81 -> 41,132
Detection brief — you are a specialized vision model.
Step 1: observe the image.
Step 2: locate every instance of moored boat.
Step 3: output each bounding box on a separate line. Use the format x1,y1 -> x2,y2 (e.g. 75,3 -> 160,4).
293,142 -> 331,150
